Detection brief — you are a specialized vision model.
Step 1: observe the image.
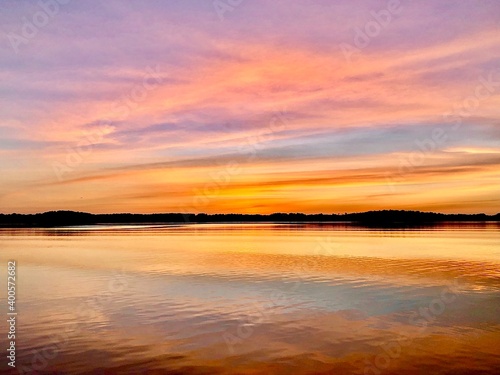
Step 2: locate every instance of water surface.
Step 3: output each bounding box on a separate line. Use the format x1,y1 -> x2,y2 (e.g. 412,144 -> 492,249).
1,223 -> 499,374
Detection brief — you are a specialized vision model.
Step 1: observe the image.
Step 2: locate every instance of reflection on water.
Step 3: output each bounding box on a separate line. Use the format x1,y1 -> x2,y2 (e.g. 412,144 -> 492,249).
0,223 -> 499,374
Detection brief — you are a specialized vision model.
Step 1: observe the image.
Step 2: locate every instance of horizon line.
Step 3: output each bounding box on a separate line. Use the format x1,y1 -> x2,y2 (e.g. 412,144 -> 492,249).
2,209 -> 499,216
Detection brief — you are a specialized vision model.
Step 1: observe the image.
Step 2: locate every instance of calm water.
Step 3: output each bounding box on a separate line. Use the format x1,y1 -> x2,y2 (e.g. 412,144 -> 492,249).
1,223 -> 499,374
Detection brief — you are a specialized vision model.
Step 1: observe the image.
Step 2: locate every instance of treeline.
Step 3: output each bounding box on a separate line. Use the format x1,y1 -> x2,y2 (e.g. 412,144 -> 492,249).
0,210 -> 499,227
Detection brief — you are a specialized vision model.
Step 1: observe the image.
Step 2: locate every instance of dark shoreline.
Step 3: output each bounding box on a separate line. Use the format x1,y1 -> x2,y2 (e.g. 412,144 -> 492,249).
1,210 -> 499,228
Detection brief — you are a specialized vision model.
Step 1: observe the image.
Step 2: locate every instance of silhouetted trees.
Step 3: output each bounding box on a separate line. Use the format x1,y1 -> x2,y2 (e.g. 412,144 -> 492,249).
0,210 -> 498,227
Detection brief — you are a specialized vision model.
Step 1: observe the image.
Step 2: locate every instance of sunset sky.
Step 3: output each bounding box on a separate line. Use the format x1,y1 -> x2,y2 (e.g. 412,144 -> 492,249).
1,0 -> 500,214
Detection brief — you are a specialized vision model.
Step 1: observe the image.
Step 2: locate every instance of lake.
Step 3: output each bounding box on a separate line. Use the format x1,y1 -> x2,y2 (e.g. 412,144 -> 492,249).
1,223 -> 499,374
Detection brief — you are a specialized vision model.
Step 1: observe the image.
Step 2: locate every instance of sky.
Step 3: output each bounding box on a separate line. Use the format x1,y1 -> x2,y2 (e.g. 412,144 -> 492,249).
1,0 -> 499,214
